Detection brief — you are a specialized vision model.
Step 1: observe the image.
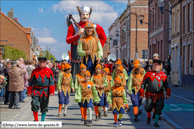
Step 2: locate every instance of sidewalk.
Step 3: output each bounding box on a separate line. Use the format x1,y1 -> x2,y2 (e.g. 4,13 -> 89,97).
161,84 -> 194,129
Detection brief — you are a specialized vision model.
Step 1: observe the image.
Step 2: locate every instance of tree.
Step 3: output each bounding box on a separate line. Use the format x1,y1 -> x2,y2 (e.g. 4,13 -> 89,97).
40,50 -> 56,61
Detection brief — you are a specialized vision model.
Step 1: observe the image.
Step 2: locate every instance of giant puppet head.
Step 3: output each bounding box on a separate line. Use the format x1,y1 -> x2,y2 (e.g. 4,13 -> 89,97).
77,4 -> 93,22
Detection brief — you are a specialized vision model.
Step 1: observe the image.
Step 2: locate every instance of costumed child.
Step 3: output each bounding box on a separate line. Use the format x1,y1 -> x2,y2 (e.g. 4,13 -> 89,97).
91,64 -> 108,121
102,68 -> 113,117
77,21 -> 103,75
112,60 -> 128,80
74,70 -> 100,127
107,76 -> 128,127
57,63 -> 74,117
75,64 -> 87,121
127,63 -> 144,122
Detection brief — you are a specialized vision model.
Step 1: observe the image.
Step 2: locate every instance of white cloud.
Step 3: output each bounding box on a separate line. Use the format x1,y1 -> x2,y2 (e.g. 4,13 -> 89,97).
37,37 -> 57,44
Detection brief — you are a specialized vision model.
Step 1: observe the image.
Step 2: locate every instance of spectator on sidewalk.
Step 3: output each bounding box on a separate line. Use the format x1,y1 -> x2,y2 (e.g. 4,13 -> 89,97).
4,61 -> 11,105
26,60 -> 35,80
8,61 -> 26,109
18,58 -> 29,103
51,62 -> 59,89
128,60 -> 133,74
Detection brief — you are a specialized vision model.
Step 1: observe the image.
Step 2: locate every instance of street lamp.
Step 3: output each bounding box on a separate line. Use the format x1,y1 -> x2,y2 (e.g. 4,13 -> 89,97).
138,15 -> 149,25
158,0 -> 172,14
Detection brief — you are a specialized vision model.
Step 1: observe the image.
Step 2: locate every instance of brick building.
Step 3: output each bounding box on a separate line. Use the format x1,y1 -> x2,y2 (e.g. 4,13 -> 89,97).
181,0 -> 194,88
0,8 -> 37,60
148,0 -> 171,61
109,0 -> 148,62
130,0 -> 148,61
102,37 -> 110,58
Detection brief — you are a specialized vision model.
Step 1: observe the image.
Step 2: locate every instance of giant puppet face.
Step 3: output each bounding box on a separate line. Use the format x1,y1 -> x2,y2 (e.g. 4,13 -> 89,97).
77,5 -> 93,23
81,12 -> 90,22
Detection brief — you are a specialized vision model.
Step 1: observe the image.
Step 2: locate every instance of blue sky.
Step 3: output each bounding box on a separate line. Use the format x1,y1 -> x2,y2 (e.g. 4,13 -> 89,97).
1,0 -> 135,60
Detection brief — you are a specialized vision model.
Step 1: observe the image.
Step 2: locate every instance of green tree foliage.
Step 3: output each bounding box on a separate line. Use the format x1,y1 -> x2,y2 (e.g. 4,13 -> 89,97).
40,50 -> 56,61
0,45 -> 26,60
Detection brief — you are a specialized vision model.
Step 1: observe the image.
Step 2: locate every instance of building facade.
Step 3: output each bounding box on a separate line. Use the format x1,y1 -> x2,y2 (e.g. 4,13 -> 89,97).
109,0 -> 148,62
148,0 -> 170,61
0,8 -> 38,60
103,37 -> 110,58
181,0 -> 194,88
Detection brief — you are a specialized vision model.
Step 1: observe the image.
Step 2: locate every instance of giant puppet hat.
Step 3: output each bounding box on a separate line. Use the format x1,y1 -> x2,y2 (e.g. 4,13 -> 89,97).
77,4 -> 93,15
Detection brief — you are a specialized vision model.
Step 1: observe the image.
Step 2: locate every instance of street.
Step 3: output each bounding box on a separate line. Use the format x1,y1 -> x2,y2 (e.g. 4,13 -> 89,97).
1,85 -> 193,129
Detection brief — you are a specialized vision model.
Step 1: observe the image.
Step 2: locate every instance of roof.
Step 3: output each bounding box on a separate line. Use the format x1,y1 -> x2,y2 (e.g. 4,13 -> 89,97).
0,12 -> 30,45
131,0 -> 148,6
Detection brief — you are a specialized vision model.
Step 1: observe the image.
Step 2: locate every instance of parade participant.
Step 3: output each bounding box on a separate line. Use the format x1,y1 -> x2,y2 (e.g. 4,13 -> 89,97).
28,57 -> 55,121
116,66 -> 126,88
102,68 -> 113,117
112,60 -> 128,80
127,63 -> 144,122
77,21 -> 103,75
74,70 -> 100,127
0,75 -> 7,90
107,76 -> 128,127
139,59 -> 171,127
105,60 -> 114,75
66,5 -> 106,81
57,63 -> 74,117
91,64 -> 107,121
75,64 -> 87,121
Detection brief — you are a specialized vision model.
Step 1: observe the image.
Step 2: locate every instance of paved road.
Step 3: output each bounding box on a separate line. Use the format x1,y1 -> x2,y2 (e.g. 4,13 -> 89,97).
2,84 -> 193,129
1,92 -> 172,129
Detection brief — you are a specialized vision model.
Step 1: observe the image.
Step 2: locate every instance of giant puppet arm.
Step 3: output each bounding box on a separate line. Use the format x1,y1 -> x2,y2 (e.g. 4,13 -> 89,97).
66,24 -> 80,44
96,24 -> 106,47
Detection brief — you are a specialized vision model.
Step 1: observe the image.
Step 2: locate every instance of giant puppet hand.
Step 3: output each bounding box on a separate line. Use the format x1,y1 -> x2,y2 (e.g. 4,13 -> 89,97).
85,51 -> 92,55
96,58 -> 100,64
78,28 -> 84,36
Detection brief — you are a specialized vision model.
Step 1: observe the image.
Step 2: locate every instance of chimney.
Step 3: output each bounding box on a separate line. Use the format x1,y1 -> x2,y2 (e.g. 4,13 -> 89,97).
7,7 -> 14,19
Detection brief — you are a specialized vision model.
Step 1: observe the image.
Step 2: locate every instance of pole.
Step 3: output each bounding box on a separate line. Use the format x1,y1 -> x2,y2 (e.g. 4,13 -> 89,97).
135,13 -> 138,59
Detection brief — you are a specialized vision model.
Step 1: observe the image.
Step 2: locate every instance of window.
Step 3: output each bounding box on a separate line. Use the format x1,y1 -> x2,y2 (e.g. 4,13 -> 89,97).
142,50 -> 147,59
189,45 -> 191,74
183,6 -> 186,34
158,42 -> 160,55
177,9 -> 180,32
172,13 -> 175,34
155,4 -> 157,27
188,3 -> 192,32
158,6 -> 160,26
174,12 -> 176,33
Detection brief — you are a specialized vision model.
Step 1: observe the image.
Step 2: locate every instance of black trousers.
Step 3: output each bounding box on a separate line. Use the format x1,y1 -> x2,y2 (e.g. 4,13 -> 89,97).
31,89 -> 49,113
144,97 -> 164,115
4,84 -> 10,103
9,92 -> 19,107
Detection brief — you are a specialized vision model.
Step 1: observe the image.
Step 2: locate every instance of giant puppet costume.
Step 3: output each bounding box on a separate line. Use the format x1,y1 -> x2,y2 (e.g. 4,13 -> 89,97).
139,59 -> 171,127
77,21 -> 103,75
28,57 -> 55,121
66,5 -> 106,80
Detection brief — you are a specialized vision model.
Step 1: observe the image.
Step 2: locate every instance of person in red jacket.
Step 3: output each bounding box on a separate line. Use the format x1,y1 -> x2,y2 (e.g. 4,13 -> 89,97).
66,4 -> 106,81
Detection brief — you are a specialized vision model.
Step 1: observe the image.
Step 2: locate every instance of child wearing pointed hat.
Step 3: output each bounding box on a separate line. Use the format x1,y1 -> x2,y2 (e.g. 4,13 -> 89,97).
91,64 -> 108,121
127,63 -> 144,122
75,64 -> 87,121
57,63 -> 74,117
102,68 -> 113,117
74,70 -> 100,127
112,60 -> 128,80
107,76 -> 128,127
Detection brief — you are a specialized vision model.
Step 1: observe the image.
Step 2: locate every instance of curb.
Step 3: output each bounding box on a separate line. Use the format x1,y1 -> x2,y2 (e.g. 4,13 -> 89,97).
142,99 -> 184,129
171,94 -> 194,104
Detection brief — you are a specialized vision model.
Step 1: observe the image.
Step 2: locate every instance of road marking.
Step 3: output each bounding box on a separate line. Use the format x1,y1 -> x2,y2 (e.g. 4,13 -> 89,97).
163,104 -> 194,112
171,94 -> 194,104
